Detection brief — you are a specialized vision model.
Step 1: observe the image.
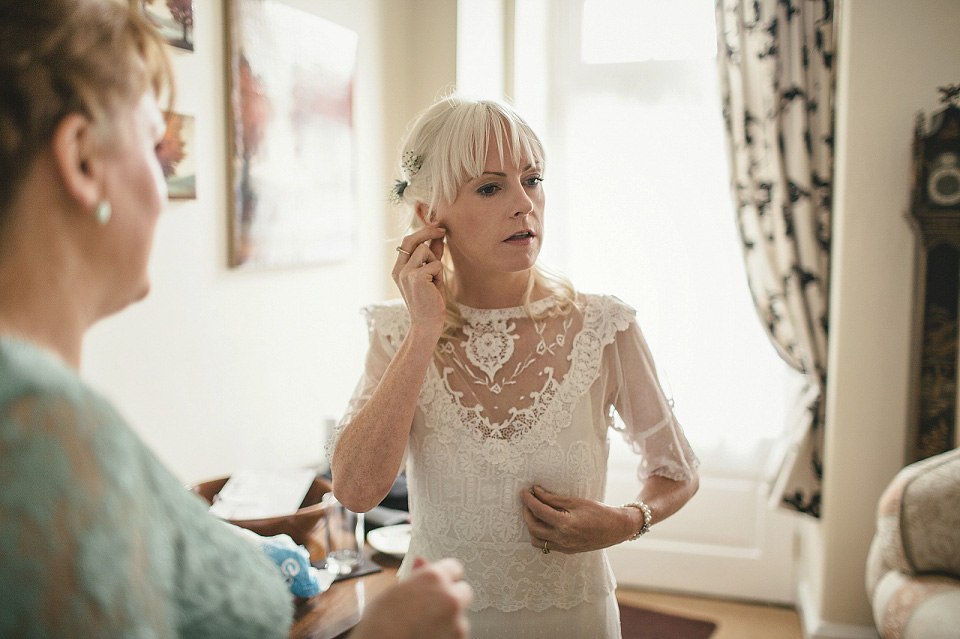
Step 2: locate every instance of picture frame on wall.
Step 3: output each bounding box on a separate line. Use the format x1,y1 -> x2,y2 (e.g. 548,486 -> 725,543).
225,0 -> 359,268
159,111 -> 197,200
137,0 -> 195,52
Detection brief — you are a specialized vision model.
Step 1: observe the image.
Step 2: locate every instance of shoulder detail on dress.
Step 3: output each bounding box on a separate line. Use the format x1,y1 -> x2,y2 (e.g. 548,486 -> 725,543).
360,300 -> 410,345
577,292 -> 637,316
578,293 -> 636,345
360,298 -> 407,320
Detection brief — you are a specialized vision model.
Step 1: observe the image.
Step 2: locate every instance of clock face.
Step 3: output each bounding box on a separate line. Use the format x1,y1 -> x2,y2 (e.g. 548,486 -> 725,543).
928,151 -> 960,207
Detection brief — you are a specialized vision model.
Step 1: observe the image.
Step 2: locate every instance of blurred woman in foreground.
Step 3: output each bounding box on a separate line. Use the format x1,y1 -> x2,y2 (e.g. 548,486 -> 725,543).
0,2 -> 469,637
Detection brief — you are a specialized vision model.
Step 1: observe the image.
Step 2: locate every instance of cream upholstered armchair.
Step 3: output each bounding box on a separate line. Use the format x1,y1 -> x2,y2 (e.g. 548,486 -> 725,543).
865,447 -> 960,639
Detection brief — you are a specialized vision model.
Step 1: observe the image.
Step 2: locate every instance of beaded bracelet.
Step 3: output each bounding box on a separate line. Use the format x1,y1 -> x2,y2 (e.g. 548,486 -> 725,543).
622,501 -> 652,540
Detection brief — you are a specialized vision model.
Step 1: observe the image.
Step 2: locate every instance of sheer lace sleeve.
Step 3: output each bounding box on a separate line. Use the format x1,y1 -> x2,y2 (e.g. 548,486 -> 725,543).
603,311 -> 699,483
325,302 -> 409,463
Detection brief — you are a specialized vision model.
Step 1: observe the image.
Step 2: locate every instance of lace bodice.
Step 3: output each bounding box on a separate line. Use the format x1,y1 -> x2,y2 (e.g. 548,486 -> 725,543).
330,293 -> 698,613
0,337 -> 293,638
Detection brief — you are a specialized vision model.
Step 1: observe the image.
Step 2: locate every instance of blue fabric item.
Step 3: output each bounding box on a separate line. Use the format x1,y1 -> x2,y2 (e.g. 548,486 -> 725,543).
255,534 -> 324,598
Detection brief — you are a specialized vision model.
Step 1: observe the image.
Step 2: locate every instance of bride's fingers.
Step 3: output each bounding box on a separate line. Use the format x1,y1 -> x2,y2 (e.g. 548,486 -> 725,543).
393,244 -> 444,293
407,238 -> 443,272
396,227 -> 445,259
422,258 -> 443,283
392,245 -> 421,280
428,233 -> 445,261
393,229 -> 444,280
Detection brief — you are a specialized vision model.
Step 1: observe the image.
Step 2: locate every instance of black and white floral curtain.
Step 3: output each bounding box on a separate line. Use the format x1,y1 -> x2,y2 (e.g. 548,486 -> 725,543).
715,0 -> 835,518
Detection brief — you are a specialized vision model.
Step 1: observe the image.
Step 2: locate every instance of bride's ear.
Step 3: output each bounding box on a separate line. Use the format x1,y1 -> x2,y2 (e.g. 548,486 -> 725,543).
415,201 -> 437,227
51,113 -> 104,212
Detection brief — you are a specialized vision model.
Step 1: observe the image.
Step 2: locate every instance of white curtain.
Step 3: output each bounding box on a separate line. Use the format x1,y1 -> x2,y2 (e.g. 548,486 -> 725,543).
715,0 -> 836,517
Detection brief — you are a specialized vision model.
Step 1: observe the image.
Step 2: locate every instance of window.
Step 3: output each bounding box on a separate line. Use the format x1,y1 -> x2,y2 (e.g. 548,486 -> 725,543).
580,0 -> 717,63
516,0 -> 802,478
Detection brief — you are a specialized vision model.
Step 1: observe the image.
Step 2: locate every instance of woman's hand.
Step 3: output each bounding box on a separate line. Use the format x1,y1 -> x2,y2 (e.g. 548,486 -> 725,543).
393,226 -> 447,338
521,473 -> 699,555
520,486 -> 639,554
349,557 -> 472,639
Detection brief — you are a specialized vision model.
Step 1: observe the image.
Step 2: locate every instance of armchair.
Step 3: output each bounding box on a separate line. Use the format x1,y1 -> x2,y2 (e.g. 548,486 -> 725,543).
865,447 -> 960,638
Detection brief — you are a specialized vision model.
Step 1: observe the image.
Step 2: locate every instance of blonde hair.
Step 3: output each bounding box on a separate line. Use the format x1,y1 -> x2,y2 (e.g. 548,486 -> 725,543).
392,94 -> 576,344
0,0 -> 173,212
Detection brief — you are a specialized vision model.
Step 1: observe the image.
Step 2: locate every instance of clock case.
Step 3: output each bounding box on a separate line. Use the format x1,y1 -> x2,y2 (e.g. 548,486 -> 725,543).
906,101 -> 960,464
912,104 -> 960,215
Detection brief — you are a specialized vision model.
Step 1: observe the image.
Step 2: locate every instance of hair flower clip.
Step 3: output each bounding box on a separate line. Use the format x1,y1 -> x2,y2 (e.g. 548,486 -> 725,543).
401,151 -> 423,176
390,179 -> 409,205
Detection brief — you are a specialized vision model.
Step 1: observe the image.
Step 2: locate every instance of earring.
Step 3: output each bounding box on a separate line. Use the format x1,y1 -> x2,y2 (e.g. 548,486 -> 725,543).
95,200 -> 112,226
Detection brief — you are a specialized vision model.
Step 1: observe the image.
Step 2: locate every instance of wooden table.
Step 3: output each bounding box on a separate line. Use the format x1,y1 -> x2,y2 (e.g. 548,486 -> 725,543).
290,548 -> 401,639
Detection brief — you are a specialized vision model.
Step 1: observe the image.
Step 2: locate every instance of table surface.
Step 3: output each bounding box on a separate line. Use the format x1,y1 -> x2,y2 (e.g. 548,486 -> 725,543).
290,548 -> 401,639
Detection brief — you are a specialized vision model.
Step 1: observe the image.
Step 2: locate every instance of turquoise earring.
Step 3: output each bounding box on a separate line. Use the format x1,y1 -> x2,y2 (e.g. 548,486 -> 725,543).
95,200 -> 112,226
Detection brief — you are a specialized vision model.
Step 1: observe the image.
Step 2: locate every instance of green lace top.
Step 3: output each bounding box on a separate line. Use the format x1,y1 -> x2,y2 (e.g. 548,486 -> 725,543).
0,337 -> 293,638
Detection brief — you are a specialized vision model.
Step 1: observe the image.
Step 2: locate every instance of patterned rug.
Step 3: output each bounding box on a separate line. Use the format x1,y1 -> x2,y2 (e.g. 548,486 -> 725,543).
620,602 -> 718,639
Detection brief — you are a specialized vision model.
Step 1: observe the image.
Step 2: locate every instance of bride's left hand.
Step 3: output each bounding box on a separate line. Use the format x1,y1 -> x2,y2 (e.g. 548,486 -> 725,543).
520,486 -> 639,555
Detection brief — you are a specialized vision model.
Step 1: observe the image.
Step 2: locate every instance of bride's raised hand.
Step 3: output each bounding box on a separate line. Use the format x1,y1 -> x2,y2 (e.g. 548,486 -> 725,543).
393,226 -> 447,337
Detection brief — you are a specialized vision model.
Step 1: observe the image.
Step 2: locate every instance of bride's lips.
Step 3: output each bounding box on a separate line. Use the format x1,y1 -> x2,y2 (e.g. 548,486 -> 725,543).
504,230 -> 536,244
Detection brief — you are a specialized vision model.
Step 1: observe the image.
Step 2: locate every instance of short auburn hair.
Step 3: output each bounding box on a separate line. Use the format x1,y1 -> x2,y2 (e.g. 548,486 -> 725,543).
0,0 -> 173,211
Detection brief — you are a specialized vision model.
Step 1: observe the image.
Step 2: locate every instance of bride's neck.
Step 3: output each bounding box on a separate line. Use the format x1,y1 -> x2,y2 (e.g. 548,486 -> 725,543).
451,271 -> 543,309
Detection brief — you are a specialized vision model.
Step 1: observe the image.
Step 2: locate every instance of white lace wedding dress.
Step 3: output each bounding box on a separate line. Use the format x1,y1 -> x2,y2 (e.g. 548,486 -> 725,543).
329,293 -> 698,639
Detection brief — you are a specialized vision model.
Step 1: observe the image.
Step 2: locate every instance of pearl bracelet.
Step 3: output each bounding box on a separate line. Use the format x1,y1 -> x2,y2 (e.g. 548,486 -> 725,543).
622,501 -> 652,540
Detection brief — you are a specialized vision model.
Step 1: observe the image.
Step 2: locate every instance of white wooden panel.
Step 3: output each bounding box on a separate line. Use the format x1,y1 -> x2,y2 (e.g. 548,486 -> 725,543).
606,465 -> 797,604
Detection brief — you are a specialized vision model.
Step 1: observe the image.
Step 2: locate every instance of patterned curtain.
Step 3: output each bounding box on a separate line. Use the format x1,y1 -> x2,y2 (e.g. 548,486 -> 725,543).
715,0 -> 836,518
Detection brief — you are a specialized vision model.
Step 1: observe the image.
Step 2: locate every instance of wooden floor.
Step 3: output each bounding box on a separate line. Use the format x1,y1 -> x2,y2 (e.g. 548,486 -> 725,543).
616,588 -> 803,639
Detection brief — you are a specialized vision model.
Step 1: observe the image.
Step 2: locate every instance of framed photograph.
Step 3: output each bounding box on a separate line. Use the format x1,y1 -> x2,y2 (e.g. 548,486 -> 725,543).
138,0 -> 194,51
158,111 -> 196,200
226,0 -> 359,269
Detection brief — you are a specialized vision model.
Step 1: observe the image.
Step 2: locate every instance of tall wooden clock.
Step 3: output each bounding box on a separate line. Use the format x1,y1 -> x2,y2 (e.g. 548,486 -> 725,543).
907,84 -> 960,463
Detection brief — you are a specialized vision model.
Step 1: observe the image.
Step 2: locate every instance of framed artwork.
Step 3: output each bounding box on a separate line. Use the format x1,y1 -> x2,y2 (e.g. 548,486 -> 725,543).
159,111 -> 197,200
226,0 -> 358,268
138,0 -> 195,51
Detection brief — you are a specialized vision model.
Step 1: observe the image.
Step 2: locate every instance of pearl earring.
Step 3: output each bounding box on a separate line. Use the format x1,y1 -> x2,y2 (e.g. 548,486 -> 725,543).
95,200 -> 112,226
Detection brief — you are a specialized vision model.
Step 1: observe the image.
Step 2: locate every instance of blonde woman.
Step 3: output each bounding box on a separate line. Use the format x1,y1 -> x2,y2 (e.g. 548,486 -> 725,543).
330,95 -> 700,638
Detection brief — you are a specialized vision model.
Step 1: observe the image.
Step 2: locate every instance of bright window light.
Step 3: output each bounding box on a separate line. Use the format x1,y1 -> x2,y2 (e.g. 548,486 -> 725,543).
580,0 -> 718,63
514,0 -> 799,477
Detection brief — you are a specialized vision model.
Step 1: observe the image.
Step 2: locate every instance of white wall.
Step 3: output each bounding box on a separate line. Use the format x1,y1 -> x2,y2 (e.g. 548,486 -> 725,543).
83,0 -> 389,485
799,0 -> 960,635
376,0 -> 458,294
82,0 -> 458,485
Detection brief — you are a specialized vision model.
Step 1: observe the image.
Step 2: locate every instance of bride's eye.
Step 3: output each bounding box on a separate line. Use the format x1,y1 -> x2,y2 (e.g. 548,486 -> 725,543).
525,175 -> 544,187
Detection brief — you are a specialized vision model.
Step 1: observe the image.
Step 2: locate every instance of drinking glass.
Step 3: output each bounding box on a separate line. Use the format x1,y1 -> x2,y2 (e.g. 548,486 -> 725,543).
324,497 -> 364,574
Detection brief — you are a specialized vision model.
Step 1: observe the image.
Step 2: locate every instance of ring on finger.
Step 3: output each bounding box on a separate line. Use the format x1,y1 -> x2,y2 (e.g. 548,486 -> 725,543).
396,246 -> 412,256
542,540 -> 550,555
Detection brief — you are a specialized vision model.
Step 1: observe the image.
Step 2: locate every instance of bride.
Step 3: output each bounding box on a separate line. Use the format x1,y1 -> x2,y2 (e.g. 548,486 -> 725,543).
328,94 -> 700,639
